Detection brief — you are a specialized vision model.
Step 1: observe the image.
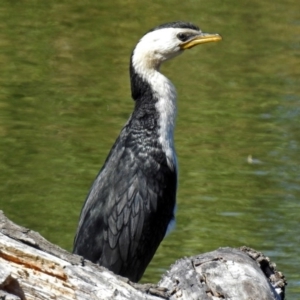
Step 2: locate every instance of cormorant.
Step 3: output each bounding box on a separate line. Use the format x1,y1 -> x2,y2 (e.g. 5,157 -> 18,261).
73,21 -> 221,282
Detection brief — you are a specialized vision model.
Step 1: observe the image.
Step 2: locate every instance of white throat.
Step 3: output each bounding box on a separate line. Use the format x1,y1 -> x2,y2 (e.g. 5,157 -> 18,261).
132,49 -> 178,171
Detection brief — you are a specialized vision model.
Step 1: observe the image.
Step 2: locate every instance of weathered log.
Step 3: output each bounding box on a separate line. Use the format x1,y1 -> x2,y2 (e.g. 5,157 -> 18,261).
0,210 -> 286,299
158,247 -> 286,300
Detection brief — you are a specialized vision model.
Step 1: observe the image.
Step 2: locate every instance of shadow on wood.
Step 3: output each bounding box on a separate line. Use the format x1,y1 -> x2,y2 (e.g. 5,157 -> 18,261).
0,211 -> 286,300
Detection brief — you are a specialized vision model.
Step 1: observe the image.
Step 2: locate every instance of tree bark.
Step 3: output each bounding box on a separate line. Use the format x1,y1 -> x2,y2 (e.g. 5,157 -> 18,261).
0,210 -> 286,300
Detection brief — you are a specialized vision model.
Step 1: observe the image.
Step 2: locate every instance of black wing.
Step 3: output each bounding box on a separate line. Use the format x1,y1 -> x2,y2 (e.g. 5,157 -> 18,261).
73,126 -> 177,282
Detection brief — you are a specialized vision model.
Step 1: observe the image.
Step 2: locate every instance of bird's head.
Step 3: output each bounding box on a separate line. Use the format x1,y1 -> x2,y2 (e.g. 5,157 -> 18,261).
132,21 -> 222,71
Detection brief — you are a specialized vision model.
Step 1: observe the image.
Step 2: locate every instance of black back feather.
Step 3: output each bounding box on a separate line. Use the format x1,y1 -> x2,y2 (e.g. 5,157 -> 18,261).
73,68 -> 177,282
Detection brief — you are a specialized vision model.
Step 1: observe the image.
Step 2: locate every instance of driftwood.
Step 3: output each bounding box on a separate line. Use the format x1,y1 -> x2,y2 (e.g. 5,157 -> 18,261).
0,210 -> 286,300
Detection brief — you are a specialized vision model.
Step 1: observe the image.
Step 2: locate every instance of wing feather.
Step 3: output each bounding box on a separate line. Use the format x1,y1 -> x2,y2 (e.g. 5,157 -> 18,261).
73,126 -> 177,282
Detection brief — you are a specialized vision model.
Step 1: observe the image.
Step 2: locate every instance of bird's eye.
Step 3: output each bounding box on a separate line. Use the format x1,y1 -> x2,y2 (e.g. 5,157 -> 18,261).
177,33 -> 190,42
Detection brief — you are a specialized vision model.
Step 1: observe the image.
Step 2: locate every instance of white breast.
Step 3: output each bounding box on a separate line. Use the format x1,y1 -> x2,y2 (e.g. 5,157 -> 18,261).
131,40 -> 178,171
152,73 -> 177,171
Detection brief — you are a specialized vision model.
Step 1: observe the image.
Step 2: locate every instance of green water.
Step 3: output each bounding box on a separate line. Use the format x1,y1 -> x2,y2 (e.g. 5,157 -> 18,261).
0,0 -> 299,297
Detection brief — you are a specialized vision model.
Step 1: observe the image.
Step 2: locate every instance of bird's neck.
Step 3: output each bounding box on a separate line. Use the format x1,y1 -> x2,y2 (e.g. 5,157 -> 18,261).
130,54 -> 177,170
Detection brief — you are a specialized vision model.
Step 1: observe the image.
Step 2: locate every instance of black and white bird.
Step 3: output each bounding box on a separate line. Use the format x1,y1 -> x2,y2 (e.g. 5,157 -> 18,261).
73,21 -> 221,282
